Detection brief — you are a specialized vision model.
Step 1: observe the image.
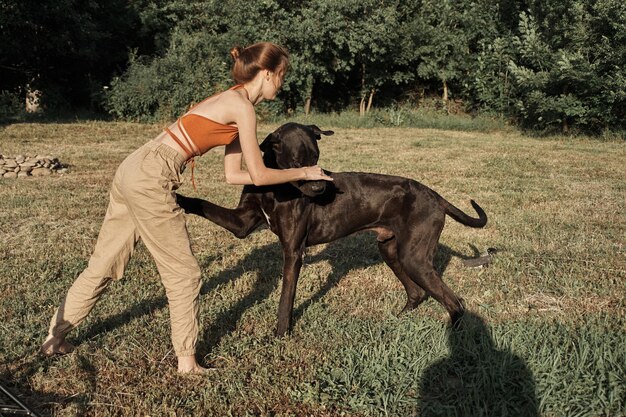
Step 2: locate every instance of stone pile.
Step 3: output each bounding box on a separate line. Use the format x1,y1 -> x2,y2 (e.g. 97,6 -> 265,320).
0,154 -> 69,178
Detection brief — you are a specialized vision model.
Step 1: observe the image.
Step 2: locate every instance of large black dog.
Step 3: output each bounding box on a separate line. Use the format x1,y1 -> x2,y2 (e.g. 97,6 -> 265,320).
177,123 -> 487,336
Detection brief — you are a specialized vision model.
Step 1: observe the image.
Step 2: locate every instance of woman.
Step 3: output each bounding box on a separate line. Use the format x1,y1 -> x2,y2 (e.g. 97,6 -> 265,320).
40,42 -> 333,373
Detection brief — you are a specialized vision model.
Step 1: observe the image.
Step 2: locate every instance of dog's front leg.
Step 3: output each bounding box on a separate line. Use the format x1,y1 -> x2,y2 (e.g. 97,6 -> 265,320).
276,248 -> 304,337
176,193 -> 262,239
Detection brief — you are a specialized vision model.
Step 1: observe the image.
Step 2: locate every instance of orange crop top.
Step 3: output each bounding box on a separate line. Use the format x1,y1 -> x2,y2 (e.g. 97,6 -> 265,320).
164,85 -> 245,189
165,84 -> 244,158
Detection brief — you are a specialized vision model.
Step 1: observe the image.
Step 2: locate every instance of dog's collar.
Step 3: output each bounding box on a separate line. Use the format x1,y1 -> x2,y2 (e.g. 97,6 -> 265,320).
260,207 -> 272,227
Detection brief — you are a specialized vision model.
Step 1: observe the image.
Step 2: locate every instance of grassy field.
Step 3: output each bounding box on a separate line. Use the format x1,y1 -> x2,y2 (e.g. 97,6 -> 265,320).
0,121 -> 624,416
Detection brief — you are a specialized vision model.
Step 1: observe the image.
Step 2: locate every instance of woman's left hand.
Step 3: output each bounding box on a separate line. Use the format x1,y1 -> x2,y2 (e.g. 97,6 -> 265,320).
303,165 -> 333,181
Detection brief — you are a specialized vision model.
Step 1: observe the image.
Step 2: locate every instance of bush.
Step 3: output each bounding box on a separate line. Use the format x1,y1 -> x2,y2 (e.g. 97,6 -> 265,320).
0,90 -> 22,120
105,30 -> 232,122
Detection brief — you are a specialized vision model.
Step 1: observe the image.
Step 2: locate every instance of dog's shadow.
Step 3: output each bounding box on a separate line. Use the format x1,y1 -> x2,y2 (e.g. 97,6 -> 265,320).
196,232 -> 468,357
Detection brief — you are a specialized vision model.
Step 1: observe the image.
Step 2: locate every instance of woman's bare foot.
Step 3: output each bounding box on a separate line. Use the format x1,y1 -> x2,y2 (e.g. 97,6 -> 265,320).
40,335 -> 75,356
177,355 -> 210,374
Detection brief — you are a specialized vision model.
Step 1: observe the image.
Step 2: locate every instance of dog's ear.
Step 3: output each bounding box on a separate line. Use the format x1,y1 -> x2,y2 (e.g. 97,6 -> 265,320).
308,125 -> 334,140
260,131 -> 282,153
259,133 -> 273,153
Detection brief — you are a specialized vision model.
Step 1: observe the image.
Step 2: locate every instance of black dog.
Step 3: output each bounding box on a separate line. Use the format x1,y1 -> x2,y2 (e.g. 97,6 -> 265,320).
177,123 -> 487,336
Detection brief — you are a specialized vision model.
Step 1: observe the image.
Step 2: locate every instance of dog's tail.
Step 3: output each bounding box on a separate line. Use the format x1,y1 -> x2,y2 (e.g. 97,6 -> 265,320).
439,197 -> 487,228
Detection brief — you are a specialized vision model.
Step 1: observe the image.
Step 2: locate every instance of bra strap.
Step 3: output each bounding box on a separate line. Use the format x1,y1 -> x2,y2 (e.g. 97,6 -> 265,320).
164,126 -> 198,191
164,127 -> 194,158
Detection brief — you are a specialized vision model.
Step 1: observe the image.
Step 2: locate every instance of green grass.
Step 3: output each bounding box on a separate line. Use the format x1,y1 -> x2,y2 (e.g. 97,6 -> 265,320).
0,121 -> 624,416
271,107 -> 510,132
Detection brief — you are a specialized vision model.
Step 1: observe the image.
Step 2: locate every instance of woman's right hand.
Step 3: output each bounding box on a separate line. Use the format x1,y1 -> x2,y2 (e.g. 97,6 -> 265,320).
302,165 -> 333,181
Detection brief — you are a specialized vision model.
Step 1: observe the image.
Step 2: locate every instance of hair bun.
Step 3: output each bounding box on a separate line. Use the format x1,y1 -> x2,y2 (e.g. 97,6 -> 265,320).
230,46 -> 243,61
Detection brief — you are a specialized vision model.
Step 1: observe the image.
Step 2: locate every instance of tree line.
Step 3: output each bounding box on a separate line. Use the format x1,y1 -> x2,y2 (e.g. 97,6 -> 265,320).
1,0 -> 625,134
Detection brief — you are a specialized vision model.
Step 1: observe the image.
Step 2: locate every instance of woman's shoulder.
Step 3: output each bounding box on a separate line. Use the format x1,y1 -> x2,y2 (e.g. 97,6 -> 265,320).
207,86 -> 247,108
192,87 -> 252,119
219,87 -> 248,103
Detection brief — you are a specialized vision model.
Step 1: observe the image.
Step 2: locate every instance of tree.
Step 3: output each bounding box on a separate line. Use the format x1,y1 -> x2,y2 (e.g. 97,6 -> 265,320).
408,0 -> 499,112
283,0 -> 342,115
507,0 -> 626,133
106,0 -> 290,120
0,0 -> 139,112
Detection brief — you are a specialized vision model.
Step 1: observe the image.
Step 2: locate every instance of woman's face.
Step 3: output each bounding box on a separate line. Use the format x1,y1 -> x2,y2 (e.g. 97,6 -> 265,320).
263,67 -> 286,100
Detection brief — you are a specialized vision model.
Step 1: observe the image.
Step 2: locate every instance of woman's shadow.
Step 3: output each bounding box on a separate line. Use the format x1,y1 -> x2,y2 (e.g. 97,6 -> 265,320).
419,312 -> 539,416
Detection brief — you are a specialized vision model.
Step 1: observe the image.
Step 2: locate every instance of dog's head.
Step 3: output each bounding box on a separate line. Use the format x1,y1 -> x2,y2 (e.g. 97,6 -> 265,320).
260,123 -> 334,197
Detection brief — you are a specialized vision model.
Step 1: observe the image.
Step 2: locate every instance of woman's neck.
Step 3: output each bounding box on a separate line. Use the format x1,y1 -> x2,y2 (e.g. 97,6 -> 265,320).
243,75 -> 265,105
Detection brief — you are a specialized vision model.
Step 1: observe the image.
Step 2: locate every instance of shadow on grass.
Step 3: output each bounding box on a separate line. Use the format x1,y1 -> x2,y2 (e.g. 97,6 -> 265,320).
3,234 -> 484,416
50,233 -> 482,362
1,352 -> 98,417
197,232 -> 478,356
196,242 -> 283,357
73,233 -> 482,358
419,312 -> 538,416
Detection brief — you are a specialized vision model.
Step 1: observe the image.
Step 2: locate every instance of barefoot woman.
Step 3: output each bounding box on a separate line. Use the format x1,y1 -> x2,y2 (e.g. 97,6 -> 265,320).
41,42 -> 332,373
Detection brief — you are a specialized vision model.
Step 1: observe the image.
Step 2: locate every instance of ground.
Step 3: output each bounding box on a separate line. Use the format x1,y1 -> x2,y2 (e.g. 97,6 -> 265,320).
0,121 -> 624,416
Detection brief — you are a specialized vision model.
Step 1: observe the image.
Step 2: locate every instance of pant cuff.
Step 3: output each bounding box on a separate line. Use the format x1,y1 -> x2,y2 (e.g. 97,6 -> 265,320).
175,349 -> 196,357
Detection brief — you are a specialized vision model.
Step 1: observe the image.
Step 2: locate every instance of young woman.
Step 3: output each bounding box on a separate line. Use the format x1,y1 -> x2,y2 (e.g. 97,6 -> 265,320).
40,42 -> 333,373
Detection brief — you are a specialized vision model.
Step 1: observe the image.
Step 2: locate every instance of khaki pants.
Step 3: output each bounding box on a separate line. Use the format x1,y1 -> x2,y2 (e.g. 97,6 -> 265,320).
48,141 -> 201,356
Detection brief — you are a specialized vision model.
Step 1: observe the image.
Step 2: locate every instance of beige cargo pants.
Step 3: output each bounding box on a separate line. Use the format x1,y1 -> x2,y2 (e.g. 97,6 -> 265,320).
48,141 -> 201,356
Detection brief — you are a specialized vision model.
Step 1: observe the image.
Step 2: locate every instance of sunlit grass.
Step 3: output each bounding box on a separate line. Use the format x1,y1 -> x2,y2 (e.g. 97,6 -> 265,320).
0,121 -> 624,416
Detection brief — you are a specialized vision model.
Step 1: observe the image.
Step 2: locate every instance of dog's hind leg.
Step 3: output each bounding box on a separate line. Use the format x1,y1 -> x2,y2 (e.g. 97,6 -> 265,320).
403,260 -> 465,325
398,228 -> 465,325
377,235 -> 428,314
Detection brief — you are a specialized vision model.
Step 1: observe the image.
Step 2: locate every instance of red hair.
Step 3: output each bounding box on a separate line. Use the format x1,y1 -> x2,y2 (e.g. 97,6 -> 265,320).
230,42 -> 289,84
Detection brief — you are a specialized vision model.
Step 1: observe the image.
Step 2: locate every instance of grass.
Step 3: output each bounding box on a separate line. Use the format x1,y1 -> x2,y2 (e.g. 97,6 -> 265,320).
269,107 -> 510,132
0,121 -> 624,416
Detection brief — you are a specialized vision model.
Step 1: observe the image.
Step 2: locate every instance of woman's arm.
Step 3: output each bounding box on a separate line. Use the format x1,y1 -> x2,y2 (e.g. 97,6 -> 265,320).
224,139 -> 253,185
226,102 -> 331,186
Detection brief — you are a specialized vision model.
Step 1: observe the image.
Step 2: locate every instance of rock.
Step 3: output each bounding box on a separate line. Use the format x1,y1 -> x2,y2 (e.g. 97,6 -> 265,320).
31,168 -> 52,176
0,153 -> 68,178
